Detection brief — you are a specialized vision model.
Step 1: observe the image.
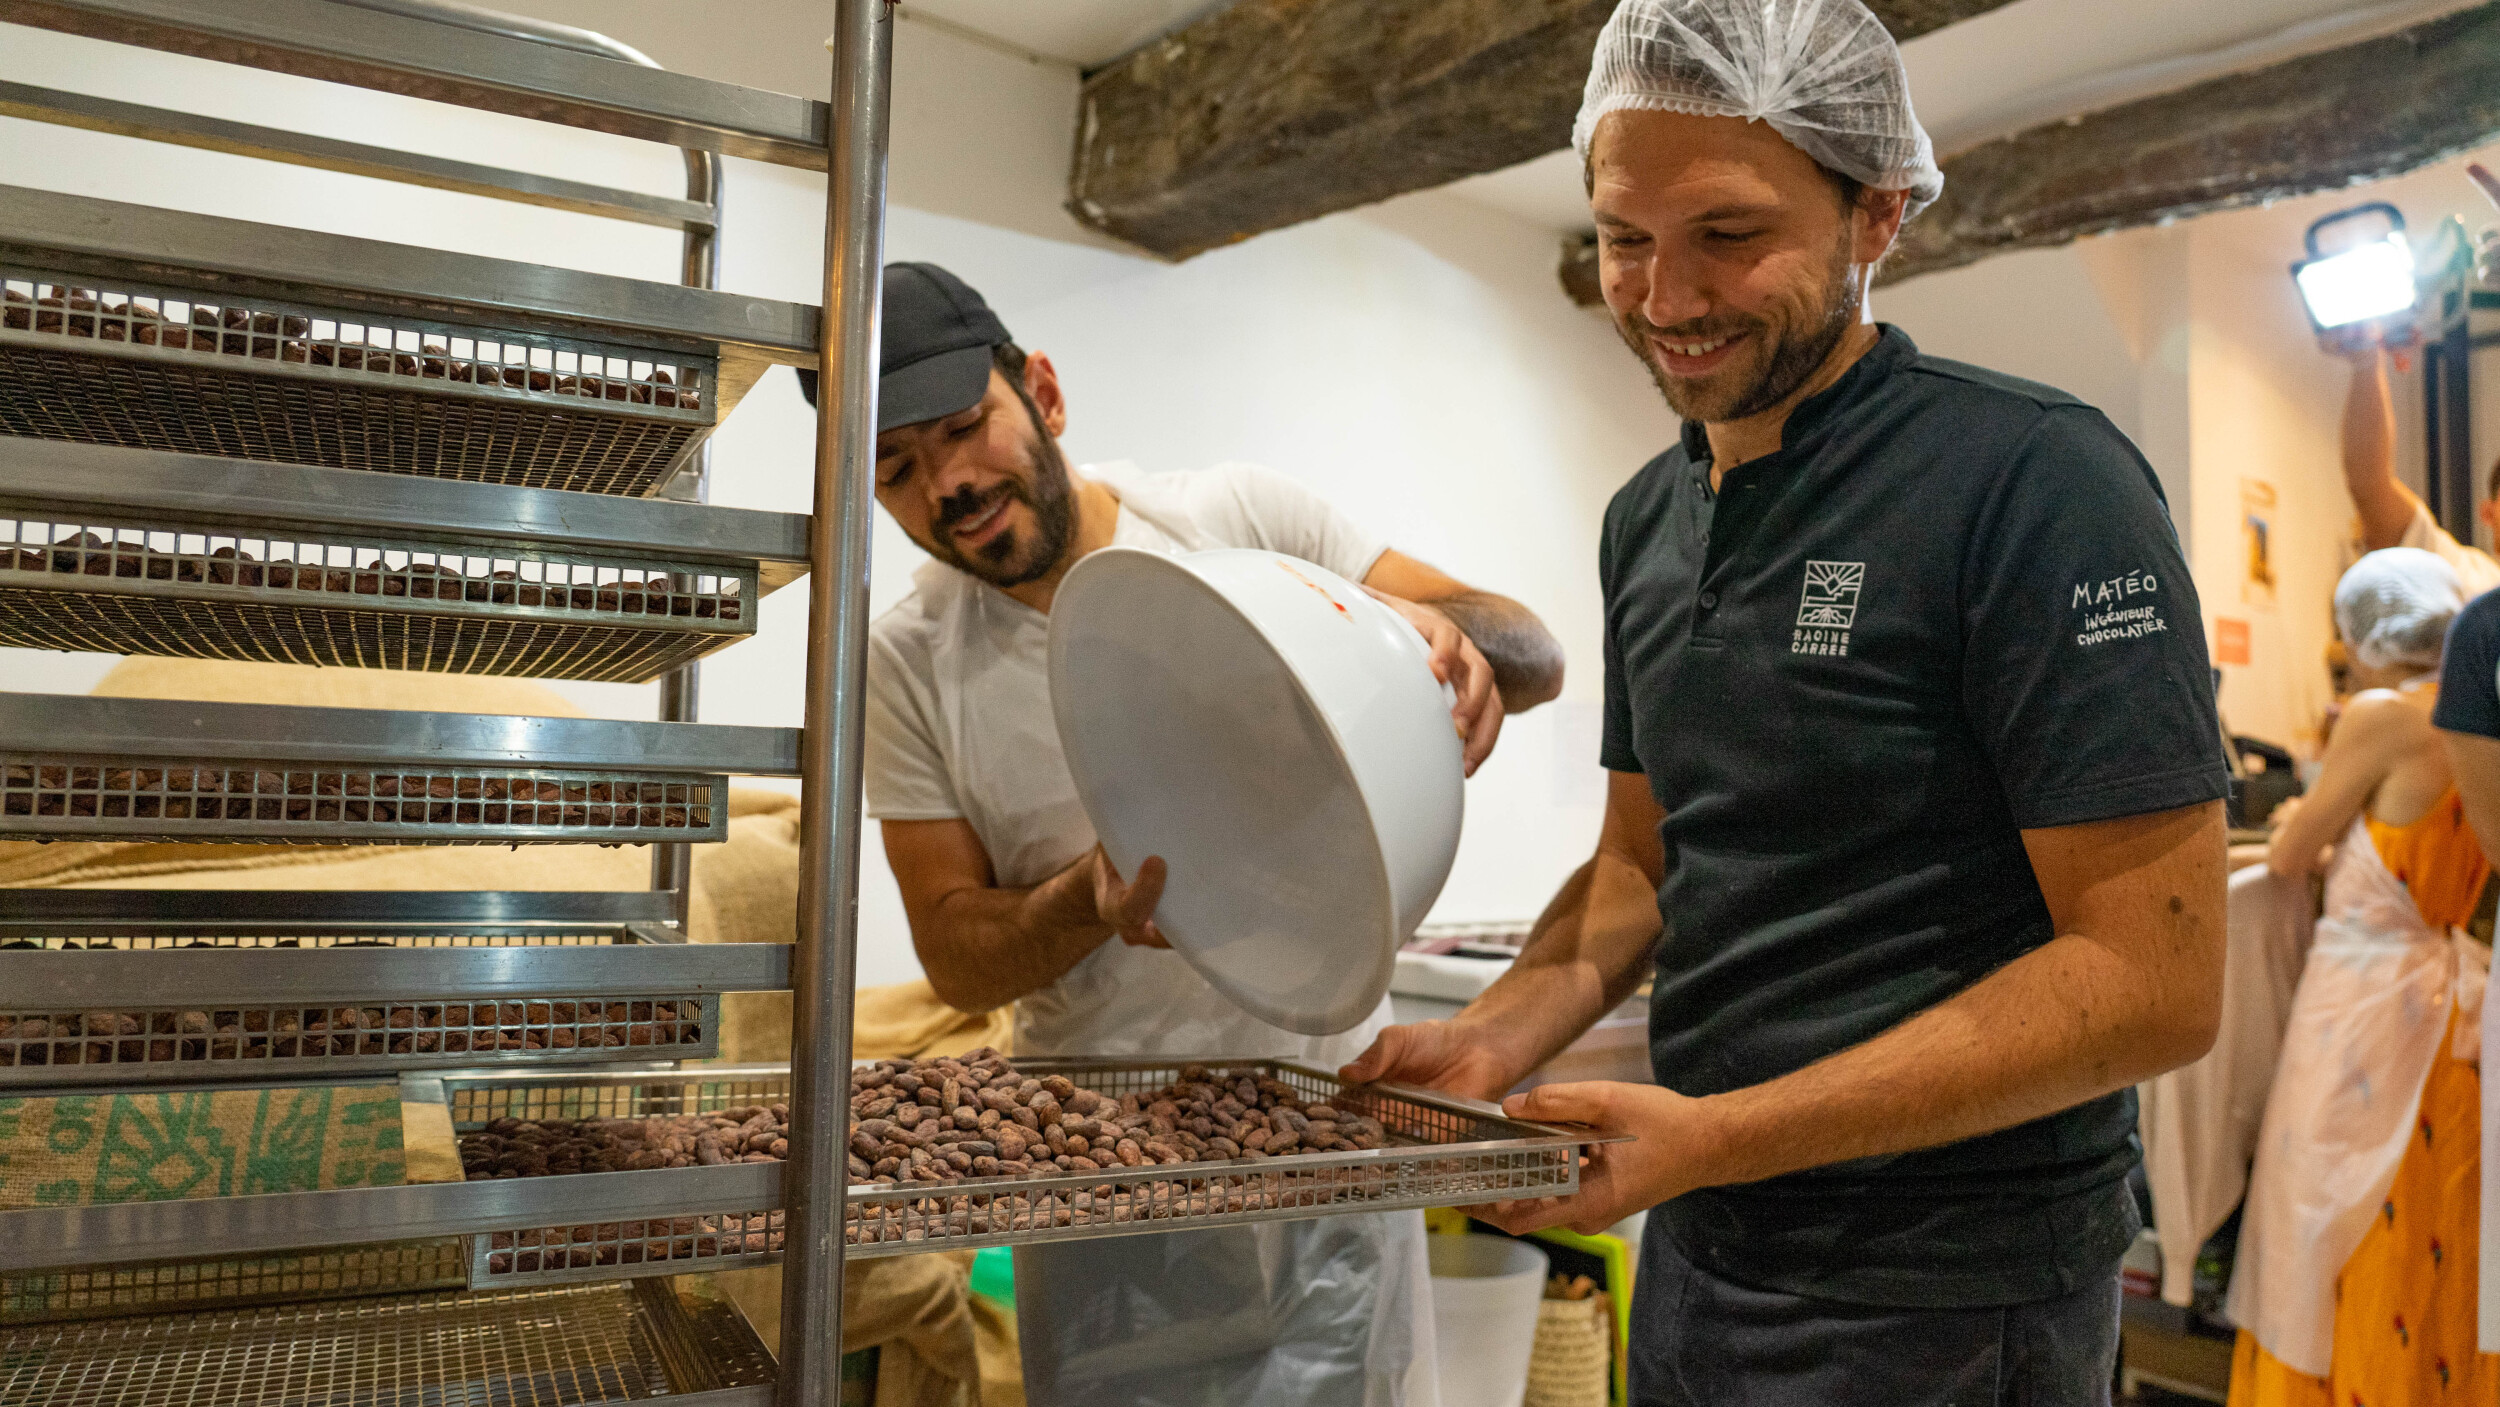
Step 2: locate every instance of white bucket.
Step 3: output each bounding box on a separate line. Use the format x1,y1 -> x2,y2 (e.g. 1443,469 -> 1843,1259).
1428,1234 -> 1550,1407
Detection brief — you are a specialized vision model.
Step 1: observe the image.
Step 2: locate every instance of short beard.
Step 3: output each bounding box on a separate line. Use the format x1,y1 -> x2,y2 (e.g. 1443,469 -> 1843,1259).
924,382 -> 1078,590
1620,235 -> 1862,426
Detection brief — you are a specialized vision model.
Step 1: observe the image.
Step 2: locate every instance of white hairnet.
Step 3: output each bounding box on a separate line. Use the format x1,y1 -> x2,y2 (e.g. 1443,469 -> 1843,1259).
1573,0 -> 1945,218
2334,547 -> 2464,672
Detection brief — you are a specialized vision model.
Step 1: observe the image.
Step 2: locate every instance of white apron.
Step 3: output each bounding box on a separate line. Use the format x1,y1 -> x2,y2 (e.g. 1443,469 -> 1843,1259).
2228,816 -> 2487,1375
911,469 -> 1437,1406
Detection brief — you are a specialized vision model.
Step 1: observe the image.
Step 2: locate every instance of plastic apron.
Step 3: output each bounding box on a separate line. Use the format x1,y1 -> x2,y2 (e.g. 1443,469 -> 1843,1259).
2228,816 -> 2487,1375
914,471 -> 1437,1406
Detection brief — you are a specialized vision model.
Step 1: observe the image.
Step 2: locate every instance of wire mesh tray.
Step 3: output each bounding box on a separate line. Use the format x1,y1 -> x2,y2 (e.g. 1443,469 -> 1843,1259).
0,694 -> 792,846
0,1238 -> 465,1326
0,992 -> 716,1084
2,262 -> 715,496
0,754 -> 724,845
0,509 -> 754,683
0,1277 -> 778,1406
0,893 -> 784,1084
447,1059 -> 1590,1287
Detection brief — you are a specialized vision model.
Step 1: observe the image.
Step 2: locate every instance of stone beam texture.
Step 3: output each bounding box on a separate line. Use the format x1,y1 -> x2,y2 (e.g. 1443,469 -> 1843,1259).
1887,1 -> 2500,282
1068,0 -> 2017,261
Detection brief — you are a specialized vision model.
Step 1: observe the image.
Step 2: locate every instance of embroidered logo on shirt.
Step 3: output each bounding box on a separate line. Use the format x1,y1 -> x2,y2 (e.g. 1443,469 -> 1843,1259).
2070,570 -> 2168,647
1792,561 -> 1863,656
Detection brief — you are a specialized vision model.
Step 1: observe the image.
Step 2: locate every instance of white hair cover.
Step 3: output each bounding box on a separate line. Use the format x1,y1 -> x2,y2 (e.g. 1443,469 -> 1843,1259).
1572,0 -> 1945,218
2334,547 -> 2465,672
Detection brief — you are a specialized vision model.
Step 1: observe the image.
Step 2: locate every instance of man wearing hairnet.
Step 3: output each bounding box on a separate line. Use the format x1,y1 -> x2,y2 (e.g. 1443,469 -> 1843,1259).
1346,1 -> 2231,1400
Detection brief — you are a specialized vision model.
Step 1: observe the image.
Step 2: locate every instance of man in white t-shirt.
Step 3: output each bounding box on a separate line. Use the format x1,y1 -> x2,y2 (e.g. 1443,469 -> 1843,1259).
2333,334 -> 2500,597
824,262 -> 1564,1407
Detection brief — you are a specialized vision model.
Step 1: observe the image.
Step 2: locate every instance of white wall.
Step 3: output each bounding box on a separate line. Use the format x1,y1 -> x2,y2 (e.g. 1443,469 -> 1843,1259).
0,18 -> 1674,986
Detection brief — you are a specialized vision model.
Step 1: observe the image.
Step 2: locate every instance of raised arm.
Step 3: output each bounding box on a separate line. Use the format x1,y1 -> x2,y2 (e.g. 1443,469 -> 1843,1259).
1364,549 -> 1566,712
880,818 -> 1167,1014
1486,799 -> 2224,1236
1341,769 -> 1666,1101
2342,347 -> 2421,551
1361,549 -> 1566,775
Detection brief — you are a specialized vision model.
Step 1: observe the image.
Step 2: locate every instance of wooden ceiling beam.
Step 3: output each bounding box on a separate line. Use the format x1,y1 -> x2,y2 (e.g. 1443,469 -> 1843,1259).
1889,1 -> 2500,282
1069,0 -> 2020,261
1558,0 -> 2500,300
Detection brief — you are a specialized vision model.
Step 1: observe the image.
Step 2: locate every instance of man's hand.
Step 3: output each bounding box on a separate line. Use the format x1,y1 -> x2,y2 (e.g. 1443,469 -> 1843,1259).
1366,587 -> 1502,775
1338,1019 -> 1518,1105
1089,845 -> 1170,948
1470,1081 -> 1701,1237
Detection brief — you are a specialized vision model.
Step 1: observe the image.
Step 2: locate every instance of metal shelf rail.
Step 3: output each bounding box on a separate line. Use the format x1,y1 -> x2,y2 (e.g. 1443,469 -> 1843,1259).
0,3 -> 895,1403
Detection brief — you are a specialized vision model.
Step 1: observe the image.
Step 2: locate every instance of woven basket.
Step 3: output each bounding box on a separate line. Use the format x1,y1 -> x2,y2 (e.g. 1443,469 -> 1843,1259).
1524,1294 -> 1611,1407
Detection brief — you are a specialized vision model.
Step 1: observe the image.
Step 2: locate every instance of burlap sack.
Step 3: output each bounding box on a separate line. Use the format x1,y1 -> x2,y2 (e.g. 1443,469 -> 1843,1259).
0,1084 -> 403,1209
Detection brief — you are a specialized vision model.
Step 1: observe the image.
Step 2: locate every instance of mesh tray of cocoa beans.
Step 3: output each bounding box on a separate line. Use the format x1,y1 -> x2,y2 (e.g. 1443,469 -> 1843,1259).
444,1054 -> 1601,1286
2,267 -> 715,497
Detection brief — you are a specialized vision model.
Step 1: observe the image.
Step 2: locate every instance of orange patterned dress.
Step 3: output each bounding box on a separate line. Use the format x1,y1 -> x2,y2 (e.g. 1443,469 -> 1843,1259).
2230,789 -> 2495,1407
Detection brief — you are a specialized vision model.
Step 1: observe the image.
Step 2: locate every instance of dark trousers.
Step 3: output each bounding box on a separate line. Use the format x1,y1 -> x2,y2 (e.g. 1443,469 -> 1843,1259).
1629,1217 -> 2120,1407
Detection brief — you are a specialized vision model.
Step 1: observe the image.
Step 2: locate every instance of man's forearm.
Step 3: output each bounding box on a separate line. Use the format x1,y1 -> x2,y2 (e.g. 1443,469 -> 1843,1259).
1688,917 -> 2217,1190
1455,853 -> 1661,1086
2345,352 -> 2419,549
1435,591 -> 1566,711
917,857 -> 1108,1013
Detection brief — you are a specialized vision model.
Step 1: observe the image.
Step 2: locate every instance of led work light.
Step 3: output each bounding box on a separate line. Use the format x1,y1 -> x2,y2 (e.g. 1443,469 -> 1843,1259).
2292,203 -> 2419,331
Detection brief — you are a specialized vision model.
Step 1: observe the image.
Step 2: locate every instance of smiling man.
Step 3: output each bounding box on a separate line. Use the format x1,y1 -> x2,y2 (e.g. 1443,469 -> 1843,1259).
821,261 -> 1562,1406
1343,2 -> 2230,1403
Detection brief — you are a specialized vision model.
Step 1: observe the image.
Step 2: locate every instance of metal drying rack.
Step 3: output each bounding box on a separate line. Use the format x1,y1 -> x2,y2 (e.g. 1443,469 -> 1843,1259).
0,2 -> 893,1403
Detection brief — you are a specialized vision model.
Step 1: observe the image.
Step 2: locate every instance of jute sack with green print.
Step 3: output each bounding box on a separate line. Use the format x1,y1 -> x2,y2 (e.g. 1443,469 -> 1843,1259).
0,1085 -> 404,1209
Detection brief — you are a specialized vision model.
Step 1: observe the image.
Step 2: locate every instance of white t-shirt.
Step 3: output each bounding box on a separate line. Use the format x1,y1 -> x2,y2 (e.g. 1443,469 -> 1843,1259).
2400,503 -> 2500,600
865,461 -> 1392,1060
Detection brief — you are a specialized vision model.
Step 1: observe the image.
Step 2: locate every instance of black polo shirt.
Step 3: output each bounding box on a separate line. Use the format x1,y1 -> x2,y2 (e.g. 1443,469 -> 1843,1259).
2434,589 -> 2500,736
1600,326 -> 2229,1308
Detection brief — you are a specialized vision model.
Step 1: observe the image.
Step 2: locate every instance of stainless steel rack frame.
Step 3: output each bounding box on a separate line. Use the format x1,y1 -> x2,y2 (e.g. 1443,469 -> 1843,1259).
0,1058 -> 1598,1286
0,896 -> 784,1091
1,1237 -> 469,1326
0,1277 -> 780,1406
0,0 -> 834,169
0,441 -> 806,680
0,692 -> 796,844
0,187 -> 816,495
0,3 -> 896,1401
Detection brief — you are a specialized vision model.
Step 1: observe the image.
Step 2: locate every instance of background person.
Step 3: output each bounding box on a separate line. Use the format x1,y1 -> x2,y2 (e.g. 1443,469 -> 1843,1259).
1344,2 -> 2229,1401
2232,549 -> 2492,1404
835,261 -> 1565,1407
2326,327 -> 2500,596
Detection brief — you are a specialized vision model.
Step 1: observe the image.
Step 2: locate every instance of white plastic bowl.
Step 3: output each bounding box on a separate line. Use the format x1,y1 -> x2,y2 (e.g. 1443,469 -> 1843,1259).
1047,547 -> 1464,1035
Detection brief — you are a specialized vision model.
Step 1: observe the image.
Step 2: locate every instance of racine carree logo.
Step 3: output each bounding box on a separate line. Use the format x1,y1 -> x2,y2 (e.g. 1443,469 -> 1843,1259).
1793,560 -> 1863,656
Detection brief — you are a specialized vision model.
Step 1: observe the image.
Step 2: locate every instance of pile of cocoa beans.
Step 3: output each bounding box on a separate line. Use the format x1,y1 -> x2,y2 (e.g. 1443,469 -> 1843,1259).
0,999 -> 700,1066
845,1050 -> 1391,1186
450,1049 -> 1391,1191
5,287 -> 700,408
461,1104 -> 785,1179
6,531 -> 744,620
0,763 -> 712,828
452,1053 -> 1421,1264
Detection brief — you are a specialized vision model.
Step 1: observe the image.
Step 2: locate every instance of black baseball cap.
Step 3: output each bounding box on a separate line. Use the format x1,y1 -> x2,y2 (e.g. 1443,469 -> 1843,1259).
794,262 -> 1012,431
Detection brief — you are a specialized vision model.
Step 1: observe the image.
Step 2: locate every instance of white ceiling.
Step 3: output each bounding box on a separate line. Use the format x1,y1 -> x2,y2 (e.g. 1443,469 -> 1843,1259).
1434,0 -> 2481,234
897,0 -> 1234,68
